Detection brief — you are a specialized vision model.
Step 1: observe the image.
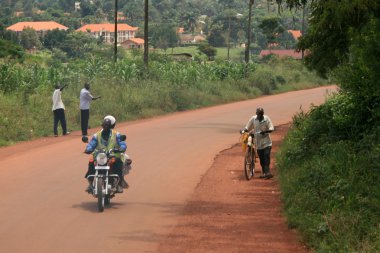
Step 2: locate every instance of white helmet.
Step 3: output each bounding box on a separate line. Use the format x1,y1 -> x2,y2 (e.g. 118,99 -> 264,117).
104,115 -> 116,128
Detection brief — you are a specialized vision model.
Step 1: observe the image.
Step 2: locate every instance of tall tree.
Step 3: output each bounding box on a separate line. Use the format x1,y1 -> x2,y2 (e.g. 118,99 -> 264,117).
198,43 -> 217,61
207,24 -> 225,47
124,0 -> 144,26
20,28 -> 41,50
151,23 -> 178,50
181,11 -> 197,33
281,0 -> 378,77
43,29 -> 68,50
281,0 -> 380,130
258,17 -> 285,48
0,39 -> 24,59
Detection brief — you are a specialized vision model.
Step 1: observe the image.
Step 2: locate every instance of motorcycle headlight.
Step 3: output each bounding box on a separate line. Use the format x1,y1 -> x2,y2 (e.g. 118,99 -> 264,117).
96,153 -> 108,165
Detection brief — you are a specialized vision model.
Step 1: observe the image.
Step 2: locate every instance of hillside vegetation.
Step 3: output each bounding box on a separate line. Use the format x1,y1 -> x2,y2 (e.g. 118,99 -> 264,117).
276,1 -> 380,252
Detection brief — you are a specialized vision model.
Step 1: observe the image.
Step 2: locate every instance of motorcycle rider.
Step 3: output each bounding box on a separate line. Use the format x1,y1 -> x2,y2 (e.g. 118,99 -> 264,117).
104,115 -> 131,188
84,117 -> 126,193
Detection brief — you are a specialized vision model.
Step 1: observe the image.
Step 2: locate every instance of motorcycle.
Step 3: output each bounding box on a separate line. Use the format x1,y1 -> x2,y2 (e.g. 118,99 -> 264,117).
82,135 -> 131,212
88,148 -> 122,212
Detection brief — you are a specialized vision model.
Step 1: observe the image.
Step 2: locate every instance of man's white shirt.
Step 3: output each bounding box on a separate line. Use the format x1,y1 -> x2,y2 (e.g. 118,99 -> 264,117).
52,89 -> 65,111
244,115 -> 274,150
79,88 -> 93,110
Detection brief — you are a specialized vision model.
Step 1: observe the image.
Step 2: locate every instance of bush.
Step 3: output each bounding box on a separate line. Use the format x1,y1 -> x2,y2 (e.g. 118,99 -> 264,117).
0,39 -> 24,59
277,96 -> 380,252
249,67 -> 277,94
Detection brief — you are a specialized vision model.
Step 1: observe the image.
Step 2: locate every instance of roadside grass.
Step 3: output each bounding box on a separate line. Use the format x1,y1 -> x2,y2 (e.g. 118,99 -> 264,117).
276,97 -> 380,252
249,57 -> 326,95
0,56 -> 327,146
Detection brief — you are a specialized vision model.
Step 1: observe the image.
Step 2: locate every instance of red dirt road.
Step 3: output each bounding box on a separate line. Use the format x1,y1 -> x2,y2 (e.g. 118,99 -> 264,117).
0,86 -> 336,253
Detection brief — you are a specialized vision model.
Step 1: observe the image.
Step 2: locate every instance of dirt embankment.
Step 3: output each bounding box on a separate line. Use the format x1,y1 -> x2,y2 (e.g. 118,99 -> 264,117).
157,123 -> 308,253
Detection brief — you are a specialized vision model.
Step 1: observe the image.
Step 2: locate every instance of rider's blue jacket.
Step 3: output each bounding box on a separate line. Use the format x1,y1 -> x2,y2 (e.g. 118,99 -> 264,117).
85,130 -> 127,154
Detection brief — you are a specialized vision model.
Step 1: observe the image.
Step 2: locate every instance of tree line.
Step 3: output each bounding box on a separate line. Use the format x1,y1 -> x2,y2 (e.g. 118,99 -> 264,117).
0,0 -> 306,61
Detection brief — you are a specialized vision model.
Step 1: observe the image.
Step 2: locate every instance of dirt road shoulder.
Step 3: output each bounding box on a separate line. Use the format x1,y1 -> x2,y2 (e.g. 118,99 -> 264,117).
157,123 -> 308,253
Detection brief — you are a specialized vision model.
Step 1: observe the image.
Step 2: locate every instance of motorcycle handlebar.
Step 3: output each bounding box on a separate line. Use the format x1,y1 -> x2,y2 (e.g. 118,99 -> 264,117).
92,148 -> 124,154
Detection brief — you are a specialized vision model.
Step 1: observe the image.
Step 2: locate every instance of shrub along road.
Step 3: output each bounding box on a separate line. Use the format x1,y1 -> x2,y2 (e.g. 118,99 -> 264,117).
0,86 -> 336,253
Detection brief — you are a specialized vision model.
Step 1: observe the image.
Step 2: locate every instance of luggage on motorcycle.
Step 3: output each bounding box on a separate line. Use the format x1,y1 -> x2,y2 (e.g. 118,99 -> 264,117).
121,178 -> 129,189
122,153 -> 132,175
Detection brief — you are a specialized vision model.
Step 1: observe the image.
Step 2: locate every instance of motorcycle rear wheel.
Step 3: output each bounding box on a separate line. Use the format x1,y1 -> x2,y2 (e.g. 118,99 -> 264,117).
97,178 -> 105,212
244,147 -> 255,180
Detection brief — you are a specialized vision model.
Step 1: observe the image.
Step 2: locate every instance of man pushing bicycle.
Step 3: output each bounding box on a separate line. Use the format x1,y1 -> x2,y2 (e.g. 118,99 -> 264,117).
241,107 -> 274,179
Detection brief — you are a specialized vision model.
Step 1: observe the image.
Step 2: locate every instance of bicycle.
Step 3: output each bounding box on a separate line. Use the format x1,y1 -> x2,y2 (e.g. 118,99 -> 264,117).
240,132 -> 256,180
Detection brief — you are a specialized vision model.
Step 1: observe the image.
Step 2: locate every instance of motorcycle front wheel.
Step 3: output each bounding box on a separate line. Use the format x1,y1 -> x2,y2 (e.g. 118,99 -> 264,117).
97,178 -> 105,212
244,146 -> 255,180
105,196 -> 110,205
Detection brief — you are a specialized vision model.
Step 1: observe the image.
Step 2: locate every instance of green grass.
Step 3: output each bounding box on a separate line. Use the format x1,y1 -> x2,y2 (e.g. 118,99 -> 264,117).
215,47 -> 245,62
155,46 -> 245,62
276,99 -> 380,252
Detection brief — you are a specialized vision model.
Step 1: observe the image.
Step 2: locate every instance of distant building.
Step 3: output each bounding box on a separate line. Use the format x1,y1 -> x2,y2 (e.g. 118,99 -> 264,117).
7,21 -> 69,37
34,10 -> 45,15
178,33 -> 206,45
177,27 -> 185,34
287,30 -> 302,40
121,38 -> 145,49
76,23 -> 138,44
14,12 -> 24,17
75,2 -> 81,11
117,12 -> 127,21
176,27 -> 206,44
259,49 -> 303,60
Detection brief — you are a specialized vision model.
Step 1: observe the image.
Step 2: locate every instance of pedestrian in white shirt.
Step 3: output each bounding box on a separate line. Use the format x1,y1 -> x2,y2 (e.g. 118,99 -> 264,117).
52,83 -> 69,137
79,83 -> 101,137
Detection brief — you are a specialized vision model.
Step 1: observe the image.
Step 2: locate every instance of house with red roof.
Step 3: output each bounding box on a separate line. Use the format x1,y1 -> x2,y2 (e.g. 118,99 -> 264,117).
177,27 -> 184,34
6,21 -> 68,37
121,38 -> 145,49
178,33 -> 206,45
287,30 -> 302,40
76,23 -> 138,44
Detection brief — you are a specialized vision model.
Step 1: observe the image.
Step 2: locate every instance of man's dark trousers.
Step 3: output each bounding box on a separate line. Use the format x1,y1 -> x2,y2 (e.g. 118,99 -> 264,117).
257,146 -> 272,174
81,109 -> 90,136
53,108 -> 67,135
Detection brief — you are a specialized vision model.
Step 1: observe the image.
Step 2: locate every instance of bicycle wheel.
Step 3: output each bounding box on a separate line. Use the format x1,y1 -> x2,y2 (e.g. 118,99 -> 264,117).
244,147 -> 255,180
